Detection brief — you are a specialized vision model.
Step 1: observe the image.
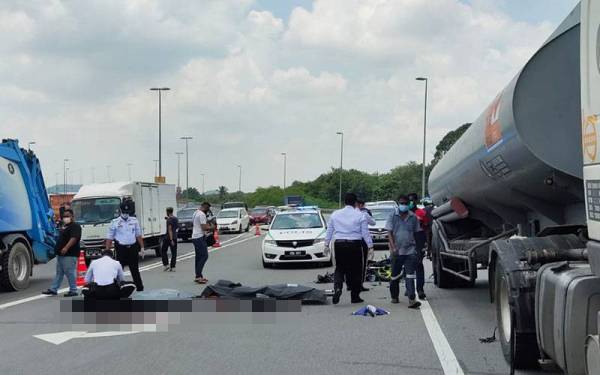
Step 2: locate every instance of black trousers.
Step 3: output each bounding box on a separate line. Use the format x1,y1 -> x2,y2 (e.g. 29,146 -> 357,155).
82,281 -> 136,300
116,243 -> 143,291
161,236 -> 177,268
333,240 -> 364,298
361,240 -> 369,285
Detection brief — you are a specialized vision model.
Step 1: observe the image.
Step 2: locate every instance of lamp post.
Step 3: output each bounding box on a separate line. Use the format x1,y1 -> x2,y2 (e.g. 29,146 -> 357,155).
153,159 -> 159,177
236,164 -> 242,192
336,131 -> 344,208
281,153 -> 287,192
149,87 -> 170,179
63,159 -> 69,195
175,152 -> 184,189
200,173 -> 205,195
180,136 -> 192,200
416,77 -> 429,199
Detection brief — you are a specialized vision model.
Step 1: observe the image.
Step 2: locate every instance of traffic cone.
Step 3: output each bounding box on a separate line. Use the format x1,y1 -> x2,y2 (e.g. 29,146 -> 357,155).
76,250 -> 87,287
213,229 -> 221,248
255,223 -> 261,236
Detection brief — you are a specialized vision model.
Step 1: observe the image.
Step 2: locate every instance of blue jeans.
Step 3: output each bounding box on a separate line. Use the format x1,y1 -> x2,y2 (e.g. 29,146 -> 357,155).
193,237 -> 208,279
50,256 -> 78,293
414,231 -> 427,293
389,254 -> 417,300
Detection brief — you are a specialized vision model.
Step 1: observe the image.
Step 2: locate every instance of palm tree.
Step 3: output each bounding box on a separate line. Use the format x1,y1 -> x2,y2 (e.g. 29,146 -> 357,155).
218,186 -> 228,199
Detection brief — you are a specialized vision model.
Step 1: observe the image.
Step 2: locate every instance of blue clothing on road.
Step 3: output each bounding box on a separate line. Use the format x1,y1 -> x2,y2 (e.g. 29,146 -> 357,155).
106,216 -> 142,245
325,206 -> 373,248
49,256 -> 78,293
385,209 -> 420,256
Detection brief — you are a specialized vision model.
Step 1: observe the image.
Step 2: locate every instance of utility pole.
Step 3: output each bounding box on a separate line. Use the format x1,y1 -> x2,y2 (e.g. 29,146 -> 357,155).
63,159 -> 69,195
180,137 -> 193,200
281,153 -> 287,192
175,152 -> 184,189
149,87 -> 170,179
416,77 -> 429,199
236,164 -> 242,192
336,131 -> 344,208
153,159 -> 159,177
201,173 -> 205,195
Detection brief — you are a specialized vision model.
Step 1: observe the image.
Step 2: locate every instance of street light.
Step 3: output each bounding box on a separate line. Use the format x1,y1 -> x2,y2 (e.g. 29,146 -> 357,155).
63,159 -> 69,195
200,173 -> 205,195
150,87 -> 170,179
127,163 -> 133,181
236,164 -> 242,192
416,77 -> 429,199
281,153 -> 287,192
153,159 -> 159,177
336,131 -> 344,208
28,141 -> 36,151
175,152 -> 184,189
180,136 -> 193,200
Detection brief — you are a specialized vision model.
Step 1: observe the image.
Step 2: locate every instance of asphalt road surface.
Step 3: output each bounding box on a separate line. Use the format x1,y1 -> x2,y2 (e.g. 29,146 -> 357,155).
0,232 -> 555,375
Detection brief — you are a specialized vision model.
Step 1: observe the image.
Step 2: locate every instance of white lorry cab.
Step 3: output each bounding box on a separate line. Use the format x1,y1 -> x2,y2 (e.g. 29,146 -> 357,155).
71,181 -> 177,265
262,207 -> 332,268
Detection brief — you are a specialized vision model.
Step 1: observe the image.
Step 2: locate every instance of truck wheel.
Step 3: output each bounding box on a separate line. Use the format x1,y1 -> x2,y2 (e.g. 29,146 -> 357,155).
0,241 -> 32,291
495,261 -> 538,369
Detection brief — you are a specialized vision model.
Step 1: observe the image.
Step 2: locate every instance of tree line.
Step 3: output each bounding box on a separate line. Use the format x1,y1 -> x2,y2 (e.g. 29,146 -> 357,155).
181,123 -> 471,209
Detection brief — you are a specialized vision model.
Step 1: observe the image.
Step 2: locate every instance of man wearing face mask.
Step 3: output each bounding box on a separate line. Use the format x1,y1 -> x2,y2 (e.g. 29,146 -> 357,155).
385,195 -> 421,308
105,199 -> 145,292
42,209 -> 82,297
408,192 -> 427,300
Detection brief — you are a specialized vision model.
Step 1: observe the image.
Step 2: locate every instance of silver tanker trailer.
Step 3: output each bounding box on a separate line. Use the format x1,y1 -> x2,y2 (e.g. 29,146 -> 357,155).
428,2 -> 600,373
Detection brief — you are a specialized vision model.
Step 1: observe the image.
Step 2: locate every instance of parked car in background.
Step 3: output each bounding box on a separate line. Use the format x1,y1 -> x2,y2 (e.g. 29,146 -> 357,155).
217,208 -> 250,233
366,205 -> 396,249
177,207 -> 197,242
366,200 -> 398,208
221,201 -> 248,211
249,206 -> 273,225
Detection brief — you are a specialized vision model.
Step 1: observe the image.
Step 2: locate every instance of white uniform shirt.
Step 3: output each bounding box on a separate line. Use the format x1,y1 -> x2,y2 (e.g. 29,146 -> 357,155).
84,256 -> 125,286
106,216 -> 142,245
191,210 -> 207,239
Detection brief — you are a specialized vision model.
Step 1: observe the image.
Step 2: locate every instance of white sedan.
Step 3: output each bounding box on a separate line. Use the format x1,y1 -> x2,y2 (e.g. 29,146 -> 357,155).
262,208 -> 332,268
217,208 -> 250,233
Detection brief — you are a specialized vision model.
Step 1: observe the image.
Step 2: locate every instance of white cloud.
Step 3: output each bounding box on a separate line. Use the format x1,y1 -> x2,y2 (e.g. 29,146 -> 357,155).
0,0 -> 566,193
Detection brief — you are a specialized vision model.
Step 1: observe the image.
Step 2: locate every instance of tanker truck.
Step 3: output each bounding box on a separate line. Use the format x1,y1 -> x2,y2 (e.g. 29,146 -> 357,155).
428,2 -> 600,373
0,139 -> 57,291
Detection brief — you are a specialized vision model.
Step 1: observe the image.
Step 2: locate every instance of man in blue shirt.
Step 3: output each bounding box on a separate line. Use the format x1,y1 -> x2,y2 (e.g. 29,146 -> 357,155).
325,193 -> 373,304
385,195 -> 421,309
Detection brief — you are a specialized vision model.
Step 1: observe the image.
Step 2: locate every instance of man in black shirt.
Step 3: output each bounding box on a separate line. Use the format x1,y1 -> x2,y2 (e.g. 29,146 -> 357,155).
42,209 -> 82,297
161,207 -> 179,271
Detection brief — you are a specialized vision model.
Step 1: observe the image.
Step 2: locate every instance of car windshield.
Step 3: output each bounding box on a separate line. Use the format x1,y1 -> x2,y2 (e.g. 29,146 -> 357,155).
218,210 -> 239,219
371,208 -> 395,221
271,213 -> 322,230
177,209 -> 196,219
223,203 -> 244,209
71,197 -> 121,225
250,209 -> 266,215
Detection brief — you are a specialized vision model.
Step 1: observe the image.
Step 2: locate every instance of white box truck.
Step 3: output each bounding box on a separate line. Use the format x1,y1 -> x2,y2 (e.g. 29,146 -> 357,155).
71,181 -> 177,265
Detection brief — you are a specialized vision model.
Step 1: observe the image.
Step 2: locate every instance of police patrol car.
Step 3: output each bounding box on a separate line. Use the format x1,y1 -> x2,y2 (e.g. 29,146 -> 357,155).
261,206 -> 332,268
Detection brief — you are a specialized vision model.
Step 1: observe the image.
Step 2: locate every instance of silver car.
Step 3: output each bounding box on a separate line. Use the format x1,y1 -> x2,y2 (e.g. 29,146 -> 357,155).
366,205 -> 396,248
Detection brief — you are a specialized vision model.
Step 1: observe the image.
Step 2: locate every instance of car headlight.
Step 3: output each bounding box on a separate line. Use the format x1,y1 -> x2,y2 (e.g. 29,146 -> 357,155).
264,239 -> 276,245
314,238 -> 325,244
231,220 -> 238,225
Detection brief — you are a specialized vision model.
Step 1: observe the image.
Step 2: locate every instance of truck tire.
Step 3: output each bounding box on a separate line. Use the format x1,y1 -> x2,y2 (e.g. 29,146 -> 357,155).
495,261 -> 538,369
0,241 -> 32,291
433,251 -> 455,288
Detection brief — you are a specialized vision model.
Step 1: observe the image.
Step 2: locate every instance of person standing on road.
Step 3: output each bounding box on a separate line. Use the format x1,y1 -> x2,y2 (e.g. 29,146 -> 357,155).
325,193 -> 374,304
356,198 -> 375,292
386,195 -> 421,308
42,209 -> 81,297
192,202 -> 214,284
82,249 -> 136,299
161,207 -> 178,272
105,200 -> 145,292
408,192 -> 427,300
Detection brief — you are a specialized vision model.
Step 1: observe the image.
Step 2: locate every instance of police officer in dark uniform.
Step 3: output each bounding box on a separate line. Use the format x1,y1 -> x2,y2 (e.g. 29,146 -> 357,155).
105,199 -> 145,291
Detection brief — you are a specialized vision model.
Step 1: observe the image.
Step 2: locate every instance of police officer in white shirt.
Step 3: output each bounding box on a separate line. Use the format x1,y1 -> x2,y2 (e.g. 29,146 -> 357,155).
356,198 -> 375,292
82,249 -> 136,299
105,199 -> 145,291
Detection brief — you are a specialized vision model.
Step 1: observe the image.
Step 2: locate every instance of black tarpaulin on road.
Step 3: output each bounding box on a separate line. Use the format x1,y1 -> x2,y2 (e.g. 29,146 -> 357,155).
199,280 -> 327,304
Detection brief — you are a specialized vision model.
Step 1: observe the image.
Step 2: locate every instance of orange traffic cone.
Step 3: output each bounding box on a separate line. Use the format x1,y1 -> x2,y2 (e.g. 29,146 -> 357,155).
213,229 -> 221,248
255,223 -> 261,236
76,250 -> 87,287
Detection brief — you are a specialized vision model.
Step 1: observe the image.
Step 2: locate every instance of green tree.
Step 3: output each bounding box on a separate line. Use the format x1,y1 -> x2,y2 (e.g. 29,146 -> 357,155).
431,123 -> 471,167
218,186 -> 228,199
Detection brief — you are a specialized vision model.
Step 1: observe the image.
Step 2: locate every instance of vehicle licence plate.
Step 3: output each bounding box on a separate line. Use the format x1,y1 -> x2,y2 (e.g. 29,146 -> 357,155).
285,251 -> 306,256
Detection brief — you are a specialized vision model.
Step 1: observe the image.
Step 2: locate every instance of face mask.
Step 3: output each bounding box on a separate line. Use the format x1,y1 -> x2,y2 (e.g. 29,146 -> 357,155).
63,217 -> 72,224
121,213 -> 129,220
398,204 -> 409,213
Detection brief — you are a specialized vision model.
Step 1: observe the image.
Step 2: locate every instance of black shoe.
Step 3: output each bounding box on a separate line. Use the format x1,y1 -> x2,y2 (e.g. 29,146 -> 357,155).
390,298 -> 399,304
332,289 -> 342,305
42,289 -> 57,296
64,291 -> 78,297
360,287 -> 370,292
408,299 -> 422,309
136,287 -> 144,292
351,297 -> 364,304
418,292 -> 427,300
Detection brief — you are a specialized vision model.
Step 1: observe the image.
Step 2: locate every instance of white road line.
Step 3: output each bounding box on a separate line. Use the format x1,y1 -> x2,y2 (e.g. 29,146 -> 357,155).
419,299 -> 465,375
0,233 -> 258,311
